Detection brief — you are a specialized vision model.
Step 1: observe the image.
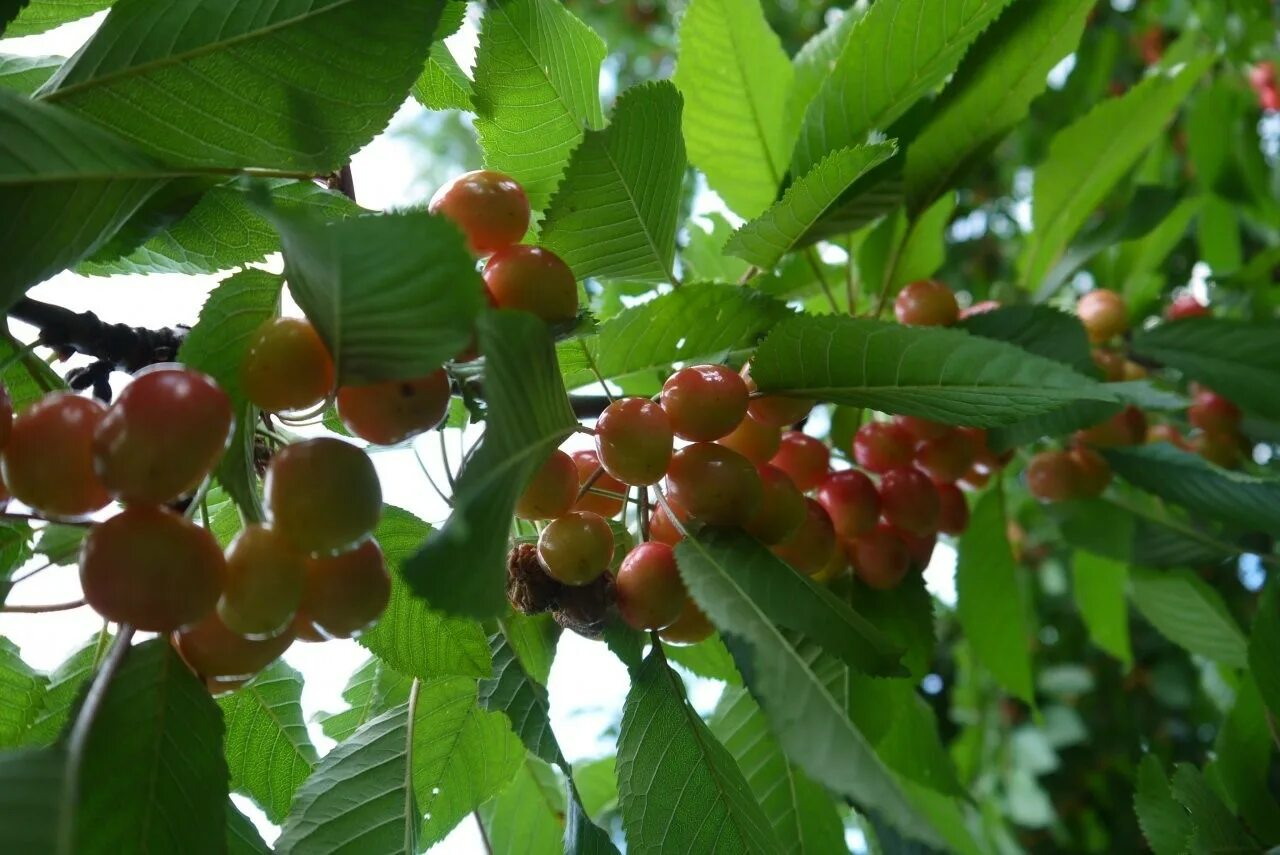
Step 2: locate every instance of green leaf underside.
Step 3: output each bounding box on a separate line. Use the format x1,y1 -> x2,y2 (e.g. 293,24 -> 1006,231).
0,746 -> 64,853
1071,552 -> 1132,666
0,54 -> 62,95
411,1 -> 471,112
19,635 -> 101,747
478,630 -> 565,767
4,0 -> 112,37
227,800 -> 272,855
314,658 -> 413,744
479,756 -> 566,852
1129,566 -> 1248,668
0,639 -> 43,748
1055,497 -> 1237,568
956,305 -> 1095,376
1134,756 -> 1193,855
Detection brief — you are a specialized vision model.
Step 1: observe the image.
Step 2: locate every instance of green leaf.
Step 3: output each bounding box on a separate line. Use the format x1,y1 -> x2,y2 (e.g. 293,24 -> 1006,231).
478,630 -> 564,767
0,520 -> 32,601
844,671 -> 963,796
313,658 -> 413,744
1134,756 -> 1193,855
21,634 -> 101,747
682,214 -> 752,283
790,0 -> 1013,177
710,686 -> 846,855
1129,566 -> 1247,667
74,639 -> 228,855
1018,57 -> 1211,290
1055,497 -> 1237,568
0,638 -> 45,748
0,54 -> 61,94
849,572 -> 936,681
40,0 -> 444,172
663,636 -> 742,685
617,648 -> 782,854
1169,764 -> 1258,853
904,0 -> 1094,211
406,311 -> 576,619
0,332 -> 63,412
673,0 -> 793,219
956,305 -> 1095,376
750,315 -> 1112,427
574,755 -> 618,820
986,400 -> 1124,454
4,0 -> 111,37
724,143 -> 897,269
0,746 -> 63,853
1212,675 -> 1280,841
218,661 -> 317,824
1071,553 -> 1131,666
473,0 -> 605,213
565,780 -> 621,855
956,489 -> 1034,703
268,207 -> 484,385
499,613 -> 560,686
1249,582 -> 1280,722
360,508 -> 493,680
541,81 -> 685,284
32,524 -> 85,567
1130,317 -> 1280,422
784,9 -> 861,142
227,800 -> 272,855
411,2 -> 471,112
479,756 -> 566,853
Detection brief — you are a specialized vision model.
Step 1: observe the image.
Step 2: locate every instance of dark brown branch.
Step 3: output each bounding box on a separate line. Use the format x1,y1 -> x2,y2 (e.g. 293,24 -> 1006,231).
571,395 -> 612,418
8,297 -> 187,375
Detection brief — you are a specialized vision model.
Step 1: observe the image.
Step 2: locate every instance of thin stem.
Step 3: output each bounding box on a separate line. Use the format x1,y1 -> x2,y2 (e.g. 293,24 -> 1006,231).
805,249 -> 839,314
579,340 -> 614,404
738,265 -> 760,284
183,475 -> 214,520
639,488 -> 651,543
403,678 -> 421,855
438,429 -> 456,489
413,448 -> 454,508
845,233 -> 858,315
1,599 -> 86,613
872,227 -> 909,319
575,466 -> 606,502
654,488 -> 691,539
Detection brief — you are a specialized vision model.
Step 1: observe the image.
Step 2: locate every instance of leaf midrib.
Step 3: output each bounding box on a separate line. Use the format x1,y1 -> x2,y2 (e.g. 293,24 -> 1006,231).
595,135 -> 674,284
487,4 -> 597,133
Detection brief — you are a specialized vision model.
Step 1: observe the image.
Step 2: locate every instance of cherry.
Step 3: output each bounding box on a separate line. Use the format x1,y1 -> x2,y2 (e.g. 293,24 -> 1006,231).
1075,405 -> 1146,448
936,484 -> 969,535
2,393 -> 109,518
616,542 -> 686,630
741,364 -> 813,427
771,498 -> 838,577
664,443 -> 762,527
914,430 -> 977,485
1091,348 -> 1126,381
1146,423 -> 1188,449
649,499 -> 689,546
217,524 -> 306,639
429,170 -> 530,255
595,397 -> 673,486
0,382 -> 10,448
1261,87 -> 1280,112
1248,61 -> 1275,94
292,611 -> 328,643
265,438 -> 382,554
1192,431 -> 1244,469
1026,450 -> 1082,502
336,369 -> 450,445
1069,445 -> 1111,497
538,511 -> 614,586
847,524 -> 910,591
960,300 -> 1001,319
301,539 -> 391,639
93,365 -> 233,505
483,245 -> 578,324
744,464 -> 806,545
516,449 -> 579,521
1076,290 -> 1128,344
658,599 -> 714,645
570,450 -> 626,518
1188,388 -> 1241,435
717,413 -> 782,464
660,364 -> 749,442
879,468 -> 940,535
176,614 -> 294,681
810,547 -> 849,584
853,421 -> 915,474
894,280 -> 959,327
242,317 -> 334,414
893,415 -> 950,442
816,469 -> 880,540
80,506 -> 224,632
1165,295 -> 1209,321
898,528 -> 937,571
768,431 -> 829,492
959,464 -> 991,491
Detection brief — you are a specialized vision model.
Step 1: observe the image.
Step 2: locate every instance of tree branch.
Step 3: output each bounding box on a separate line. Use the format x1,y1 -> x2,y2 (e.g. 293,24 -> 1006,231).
8,297 -> 187,375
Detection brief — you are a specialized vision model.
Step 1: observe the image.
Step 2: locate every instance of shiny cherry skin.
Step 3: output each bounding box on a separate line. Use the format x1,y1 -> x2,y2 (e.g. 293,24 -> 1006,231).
914,430 -> 977,485
302,539 -> 391,639
771,498 -> 839,577
659,598 -> 714,645
217,524 -> 307,639
93,365 -> 233,505
664,443 -> 762,527
741,364 -> 813,428
337,369 -> 450,445
935,484 -> 969,535
816,469 -> 880,540
516,449 -> 579,520
1069,445 -> 1112,497
538,511 -> 615,586
892,415 -> 949,442
660,364 -> 748,442
242,317 -> 334,414
1026,450 -> 1082,502
0,382 -> 10,448
616,542 -> 686,630
1146,423 -> 1188,449
847,524 -> 911,591
1192,431 -> 1245,469
1075,405 -> 1146,448
1165,295 -> 1210,321
650,499 -> 690,546
265,438 -> 382,554
853,421 -> 915,473
1076,290 -> 1128,344
768,431 -> 829,493
483,245 -> 578,324
570,449 -> 626,518
744,464 -> 806,545
879,468 -> 941,536
595,398 -> 673,486
80,506 -> 225,632
898,527 -> 937,571
2,393 -> 109,518
1188,388 -> 1241,435
716,414 -> 782,464
895,280 -> 959,327
429,169 -> 531,255
175,614 -> 295,680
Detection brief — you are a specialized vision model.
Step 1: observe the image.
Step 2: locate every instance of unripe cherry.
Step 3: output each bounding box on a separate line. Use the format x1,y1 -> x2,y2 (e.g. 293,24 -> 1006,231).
302,539 -> 391,639
664,443 -> 762,527
218,524 -> 307,639
660,364 -> 748,442
538,511 -> 614,586
1165,295 -> 1210,321
570,450 -> 626,518
429,169 -> 531,255
847,524 -> 910,591
175,613 -> 294,680
816,469 -> 880,540
1026,450 -> 1081,502
717,414 -> 782,464
659,599 -> 714,645
1076,290 -> 1128,344
744,464 -> 806,545
771,498 -> 838,577
616,542 -> 686,630
516,449 -> 579,520
935,484 -> 969,535
892,415 -> 949,442
242,317 -> 334,414
894,280 -> 959,327
336,369 -> 450,445
853,421 -> 915,474
914,430 -> 977,485
2,393 -> 109,518
879,468 -> 941,535
741,364 -> 813,427
595,397 -> 673,486
265,438 -> 382,554
483,245 -> 578,324
768,431 -> 829,493
1188,388 -> 1241,435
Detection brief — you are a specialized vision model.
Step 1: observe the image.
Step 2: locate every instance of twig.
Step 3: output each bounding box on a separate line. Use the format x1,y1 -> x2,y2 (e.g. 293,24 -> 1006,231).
805,248 -> 839,314
1,599 -> 86,614
579,340 -> 614,404
8,298 -> 187,374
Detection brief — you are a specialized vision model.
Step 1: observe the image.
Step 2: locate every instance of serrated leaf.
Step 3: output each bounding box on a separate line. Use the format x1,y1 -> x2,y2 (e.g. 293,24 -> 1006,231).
565,780 -> 621,855
478,630 -> 564,767
411,1 -> 471,112
617,648 -> 782,854
673,0 -> 793,219
4,0 -> 110,37
784,9 -> 861,141
479,756 -> 566,853
0,332 -> 64,412
499,613 -> 559,686
1250,583 -> 1280,722
682,214 -> 752,283
1129,566 -> 1247,667
1055,497 -> 1236,568
39,0 -> 444,172
360,507 -> 493,679
1169,764 -> 1258,853
313,657 -> 413,744
0,54 -> 61,94
1018,57 -> 1211,290
218,661 -> 317,823
1212,675 -> 1280,841
663,636 -> 742,685
0,637 -> 45,748
473,0 -> 605,213
725,143 -> 896,269
849,572 -> 935,681
750,315 -> 1112,427
1071,553 -> 1131,667
1134,756 -> 1193,855
541,81 -> 685,283
0,520 -> 32,602
405,311 -> 576,619
956,305 -> 1095,376
791,0 -> 1014,177
20,634 -> 102,747
844,672 -> 963,797
32,524 -> 84,566
986,400 -> 1124,454
268,207 -> 484,385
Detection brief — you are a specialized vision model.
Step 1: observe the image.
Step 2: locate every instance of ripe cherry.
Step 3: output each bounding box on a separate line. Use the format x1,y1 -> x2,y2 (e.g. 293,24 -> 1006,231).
595,398 -> 673,486
1091,348 -> 1126,381
661,364 -> 749,442
936,484 -> 969,535
914,430 -> 977,485
847,525 -> 910,591
538,511 -> 615,586
1076,290 -> 1128,344
744,464 -> 806,545
659,599 -> 714,645
893,415 -> 949,442
771,498 -> 839,577
768,431 -> 829,493
0,383 -> 10,448
898,528 -> 937,571
1146,423 -> 1188,449
716,414 -> 782,464
1165,295 -> 1209,321
1188,388 -> 1241,435
1248,61 -> 1275,94
649,499 -> 689,546
895,280 -> 959,327
853,421 -> 915,473
570,450 -> 626,518
879,468 -> 941,535
93,365 -> 233,505
301,539 -> 391,639
175,613 -> 294,680
1026,450 -> 1082,502
741,364 -> 813,427
265,438 -> 382,554
80,506 -> 224,632
483,245 -> 578,324
664,443 -> 762,527
429,169 -> 531,255
242,317 -> 334,414
336,369 -> 450,445
2,393 -> 109,518
516,449 -> 579,520
616,542 -> 686,630
816,469 -> 880,540
1192,431 -> 1244,469
218,524 -> 306,639
1069,445 -> 1111,497
1075,405 -> 1146,448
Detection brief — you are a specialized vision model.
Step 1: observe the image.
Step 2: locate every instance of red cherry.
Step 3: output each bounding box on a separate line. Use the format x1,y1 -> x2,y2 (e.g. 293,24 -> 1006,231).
570,449 -> 627,518
616,542 -> 686,630
664,443 -> 762,527
1026,450 -> 1082,502
1261,86 -> 1280,112
429,169 -> 531,255
218,524 -> 306,639
175,613 -> 294,680
1091,348 -> 1126,381
265,438 -> 382,555
336,369 -> 450,445
538,511 -> 615,586
2,392 -> 109,518
741,364 -> 813,427
649,498 -> 689,546
914,430 -> 977,485
595,397 -> 673,486
1075,405 -> 1146,448
897,528 -> 937,571
847,524 -> 910,590
659,599 -> 714,645
0,382 -> 11,448
767,431 -> 830,493
853,421 -> 915,473
1165,295 -> 1210,321
771,498 -> 839,577
895,280 -> 959,327
242,317 -> 334,414
1076,290 -> 1128,344
879,468 -> 941,535
301,539 -> 391,639
483,245 -> 578,324
936,484 -> 969,535
516,449 -> 579,520
1188,389 -> 1241,435
744,464 -> 806,545
717,414 -> 782,464
892,415 -> 950,442
1192,431 -> 1245,469
1069,445 -> 1112,498
816,469 -> 880,540
660,364 -> 749,442
1249,61 -> 1276,93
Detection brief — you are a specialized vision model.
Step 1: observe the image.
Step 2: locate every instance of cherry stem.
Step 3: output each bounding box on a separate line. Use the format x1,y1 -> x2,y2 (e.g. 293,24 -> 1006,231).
639,488 -> 651,542
575,466 -> 606,502
1,599 -> 86,613
653,488 -> 691,539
